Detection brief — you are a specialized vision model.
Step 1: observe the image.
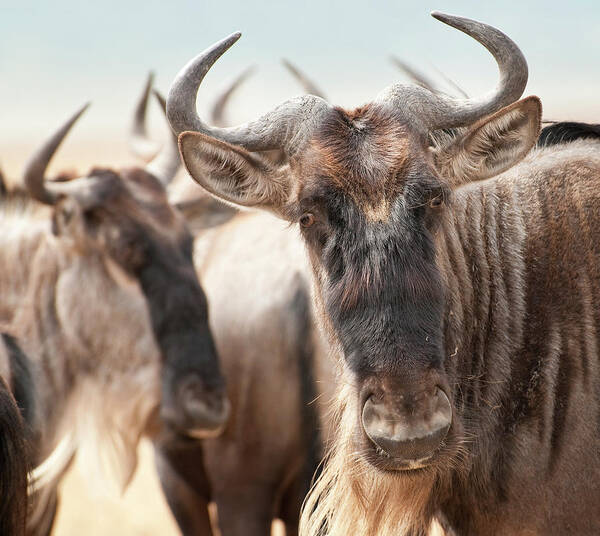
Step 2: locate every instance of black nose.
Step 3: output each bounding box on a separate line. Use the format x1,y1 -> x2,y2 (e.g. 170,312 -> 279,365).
361,387 -> 451,463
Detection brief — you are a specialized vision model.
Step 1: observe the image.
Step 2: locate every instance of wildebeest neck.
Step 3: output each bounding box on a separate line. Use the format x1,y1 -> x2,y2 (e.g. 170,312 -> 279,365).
129,224 -> 216,370
0,203 -> 50,324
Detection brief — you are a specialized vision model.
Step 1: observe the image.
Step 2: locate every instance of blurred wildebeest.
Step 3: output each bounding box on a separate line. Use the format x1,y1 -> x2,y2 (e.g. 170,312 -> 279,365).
155,212 -> 333,536
390,55 -> 469,99
0,167 -> 7,195
133,72 -> 335,536
0,338 -> 28,536
538,121 -> 600,146
0,100 -> 228,534
168,11 -> 600,536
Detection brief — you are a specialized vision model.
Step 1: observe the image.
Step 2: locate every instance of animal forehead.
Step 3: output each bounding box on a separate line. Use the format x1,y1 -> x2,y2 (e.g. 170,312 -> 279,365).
89,167 -> 185,240
304,106 -> 422,206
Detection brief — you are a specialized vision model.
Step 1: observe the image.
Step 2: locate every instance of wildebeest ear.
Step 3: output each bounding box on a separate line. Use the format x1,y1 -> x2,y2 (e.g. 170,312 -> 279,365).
178,131 -> 291,218
51,196 -> 86,240
434,96 -> 542,186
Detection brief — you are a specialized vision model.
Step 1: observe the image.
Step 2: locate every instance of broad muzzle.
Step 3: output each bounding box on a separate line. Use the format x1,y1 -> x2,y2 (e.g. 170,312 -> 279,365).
161,373 -> 230,438
362,386 -> 452,466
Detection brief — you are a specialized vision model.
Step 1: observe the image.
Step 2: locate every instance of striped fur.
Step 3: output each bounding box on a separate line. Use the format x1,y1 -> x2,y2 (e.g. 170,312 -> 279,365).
301,139 -> 600,535
179,94 -> 600,534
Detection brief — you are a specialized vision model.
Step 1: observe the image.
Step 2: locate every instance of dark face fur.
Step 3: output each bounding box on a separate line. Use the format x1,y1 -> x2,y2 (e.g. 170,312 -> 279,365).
69,167 -> 228,436
289,107 -> 454,469
179,95 -> 542,469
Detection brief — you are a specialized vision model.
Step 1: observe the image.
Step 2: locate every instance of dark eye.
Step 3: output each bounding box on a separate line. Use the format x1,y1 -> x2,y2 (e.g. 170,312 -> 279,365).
429,195 -> 443,208
299,212 -> 315,228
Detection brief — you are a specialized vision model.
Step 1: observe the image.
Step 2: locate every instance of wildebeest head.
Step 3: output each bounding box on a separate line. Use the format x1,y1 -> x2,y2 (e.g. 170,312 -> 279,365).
167,12 -> 541,472
23,104 -> 229,439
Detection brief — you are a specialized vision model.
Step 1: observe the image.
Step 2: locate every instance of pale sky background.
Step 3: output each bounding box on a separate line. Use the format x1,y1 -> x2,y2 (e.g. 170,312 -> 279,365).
1,0 -> 599,172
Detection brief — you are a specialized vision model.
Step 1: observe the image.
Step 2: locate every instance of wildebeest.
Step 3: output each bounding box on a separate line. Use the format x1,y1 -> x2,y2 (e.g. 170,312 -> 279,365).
166,11 -> 600,536
0,337 -> 28,536
0,167 -> 7,195
0,101 -> 229,534
154,213 -> 333,536
132,73 -> 334,535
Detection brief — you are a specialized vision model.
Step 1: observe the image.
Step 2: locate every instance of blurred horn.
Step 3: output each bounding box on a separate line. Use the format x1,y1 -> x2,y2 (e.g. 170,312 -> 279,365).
130,72 -> 161,161
210,66 -> 256,127
23,103 -> 90,205
281,59 -> 327,99
145,90 -> 181,186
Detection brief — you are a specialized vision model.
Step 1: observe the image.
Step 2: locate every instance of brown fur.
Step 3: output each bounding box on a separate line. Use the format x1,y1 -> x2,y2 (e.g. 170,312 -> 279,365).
300,142 -> 600,535
155,210 -> 336,536
0,166 -> 219,535
180,96 -> 600,534
0,373 -> 28,536
307,106 -> 414,221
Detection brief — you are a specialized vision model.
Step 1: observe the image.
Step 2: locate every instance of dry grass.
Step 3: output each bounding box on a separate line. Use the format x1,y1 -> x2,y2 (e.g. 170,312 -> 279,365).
54,439 -> 286,535
54,440 -> 180,536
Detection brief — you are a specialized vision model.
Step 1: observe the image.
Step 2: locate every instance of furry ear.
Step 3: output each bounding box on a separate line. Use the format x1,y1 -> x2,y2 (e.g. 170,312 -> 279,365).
433,96 -> 542,186
178,131 -> 291,218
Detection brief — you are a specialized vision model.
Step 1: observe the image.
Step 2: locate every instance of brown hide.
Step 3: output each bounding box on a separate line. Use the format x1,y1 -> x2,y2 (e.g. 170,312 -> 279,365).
156,209 -> 335,535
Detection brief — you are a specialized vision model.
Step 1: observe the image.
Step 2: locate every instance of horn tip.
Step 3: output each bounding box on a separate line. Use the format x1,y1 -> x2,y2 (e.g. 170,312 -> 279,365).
431,11 -> 471,31
240,64 -> 257,79
281,58 -> 295,72
430,10 -> 447,20
218,31 -> 242,51
152,89 -> 166,109
79,102 -> 92,115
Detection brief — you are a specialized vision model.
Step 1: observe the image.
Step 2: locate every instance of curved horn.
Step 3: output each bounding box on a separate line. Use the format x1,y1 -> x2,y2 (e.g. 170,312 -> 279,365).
376,12 -> 528,131
210,66 -> 256,127
281,59 -> 327,99
23,103 -> 90,205
167,32 -> 332,153
130,72 -> 161,161
144,89 -> 181,186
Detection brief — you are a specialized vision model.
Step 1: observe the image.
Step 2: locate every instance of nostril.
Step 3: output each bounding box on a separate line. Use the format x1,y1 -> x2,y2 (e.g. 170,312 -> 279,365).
361,388 -> 452,463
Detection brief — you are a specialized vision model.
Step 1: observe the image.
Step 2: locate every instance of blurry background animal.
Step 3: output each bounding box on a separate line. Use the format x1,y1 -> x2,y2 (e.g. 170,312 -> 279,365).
0,97 -> 228,535
132,69 -> 335,536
